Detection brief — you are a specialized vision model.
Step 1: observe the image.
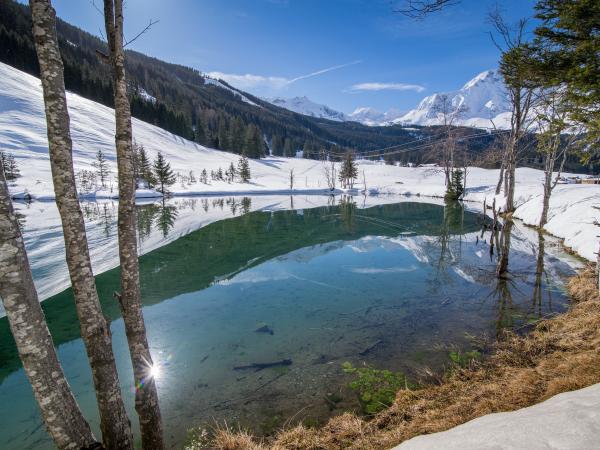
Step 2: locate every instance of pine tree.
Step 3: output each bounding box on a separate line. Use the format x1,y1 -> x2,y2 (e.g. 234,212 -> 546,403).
229,117 -> 245,153
153,152 -> 176,194
217,115 -> 229,150
92,149 -> 110,188
227,161 -> 236,182
271,134 -> 284,156
138,146 -> 154,187
283,138 -> 294,158
0,151 -> 21,181
445,168 -> 464,200
238,155 -> 251,182
243,124 -> 265,159
339,151 -> 359,188
194,120 -> 206,146
200,168 -> 208,184
303,140 -> 314,159
216,167 -> 224,180
532,0 -> 600,144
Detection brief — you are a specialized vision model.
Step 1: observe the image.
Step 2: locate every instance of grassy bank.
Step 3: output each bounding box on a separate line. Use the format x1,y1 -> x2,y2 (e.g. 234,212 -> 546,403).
189,266 -> 600,449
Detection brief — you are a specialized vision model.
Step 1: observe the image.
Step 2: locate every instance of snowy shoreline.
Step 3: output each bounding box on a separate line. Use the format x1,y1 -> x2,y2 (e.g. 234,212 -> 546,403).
11,179 -> 598,263
2,60 -> 598,264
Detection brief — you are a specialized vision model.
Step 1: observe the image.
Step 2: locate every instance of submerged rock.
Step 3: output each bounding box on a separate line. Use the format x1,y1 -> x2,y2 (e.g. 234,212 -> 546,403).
255,324 -> 274,335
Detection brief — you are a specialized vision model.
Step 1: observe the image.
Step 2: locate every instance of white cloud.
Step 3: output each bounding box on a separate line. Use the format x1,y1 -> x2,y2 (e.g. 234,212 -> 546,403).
207,60 -> 362,92
205,72 -> 289,90
350,82 -> 426,92
351,265 -> 417,274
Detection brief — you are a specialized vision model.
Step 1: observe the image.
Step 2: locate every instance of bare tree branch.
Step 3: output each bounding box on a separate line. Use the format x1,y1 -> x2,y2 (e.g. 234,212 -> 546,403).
394,0 -> 460,19
124,18 -> 159,47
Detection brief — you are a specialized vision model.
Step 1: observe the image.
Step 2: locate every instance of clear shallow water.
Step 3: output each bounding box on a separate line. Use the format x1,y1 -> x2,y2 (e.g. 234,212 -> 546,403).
0,197 -> 578,449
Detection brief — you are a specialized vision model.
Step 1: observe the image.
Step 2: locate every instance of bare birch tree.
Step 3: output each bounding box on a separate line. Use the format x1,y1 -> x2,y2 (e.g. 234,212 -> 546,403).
0,170 -> 99,450
102,1 -> 164,448
433,94 -> 468,186
490,11 -> 536,213
28,1 -> 134,449
535,89 -> 579,227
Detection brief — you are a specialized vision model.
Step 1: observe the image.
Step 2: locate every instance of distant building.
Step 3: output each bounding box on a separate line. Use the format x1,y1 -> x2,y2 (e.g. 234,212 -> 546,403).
582,177 -> 600,185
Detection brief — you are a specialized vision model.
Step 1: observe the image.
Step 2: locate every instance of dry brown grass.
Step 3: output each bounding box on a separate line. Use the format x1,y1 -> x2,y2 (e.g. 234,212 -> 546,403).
199,266 -> 600,450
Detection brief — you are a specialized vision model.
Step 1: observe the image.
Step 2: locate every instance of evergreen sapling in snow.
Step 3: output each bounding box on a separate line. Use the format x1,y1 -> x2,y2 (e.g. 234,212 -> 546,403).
0,151 -> 21,181
445,169 -> 464,200
238,155 -> 251,182
92,149 -> 110,188
339,151 -> 358,189
153,152 -> 176,194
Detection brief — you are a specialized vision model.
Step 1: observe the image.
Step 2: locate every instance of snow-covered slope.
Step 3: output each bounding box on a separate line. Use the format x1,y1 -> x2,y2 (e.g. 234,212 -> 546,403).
204,77 -> 259,106
266,96 -> 346,121
0,61 -> 597,264
395,70 -> 511,129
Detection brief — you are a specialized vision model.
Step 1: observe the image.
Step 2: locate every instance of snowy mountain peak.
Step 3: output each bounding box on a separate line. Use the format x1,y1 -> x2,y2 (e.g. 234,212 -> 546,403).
347,107 -> 405,126
266,96 -> 347,121
462,69 -> 499,90
393,69 -> 511,129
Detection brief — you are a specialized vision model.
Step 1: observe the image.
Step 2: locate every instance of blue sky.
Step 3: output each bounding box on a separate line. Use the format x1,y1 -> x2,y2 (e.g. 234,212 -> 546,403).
35,0 -> 536,114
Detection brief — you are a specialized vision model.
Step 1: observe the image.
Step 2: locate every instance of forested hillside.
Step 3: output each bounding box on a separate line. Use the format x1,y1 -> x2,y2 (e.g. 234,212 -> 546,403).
0,0 -> 590,172
0,0 -> 429,157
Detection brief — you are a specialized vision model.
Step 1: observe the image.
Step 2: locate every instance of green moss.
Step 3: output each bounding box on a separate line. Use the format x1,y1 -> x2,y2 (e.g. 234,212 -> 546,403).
342,362 -> 414,415
448,349 -> 482,368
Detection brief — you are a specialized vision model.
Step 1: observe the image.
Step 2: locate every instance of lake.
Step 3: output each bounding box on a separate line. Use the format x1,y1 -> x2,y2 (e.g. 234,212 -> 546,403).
0,195 -> 580,449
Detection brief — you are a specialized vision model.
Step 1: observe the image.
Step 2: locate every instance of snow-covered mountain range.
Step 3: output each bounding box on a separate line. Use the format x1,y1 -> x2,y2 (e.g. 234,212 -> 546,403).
346,107 -> 405,126
270,70 -> 512,129
266,96 -> 347,121
394,70 -> 511,129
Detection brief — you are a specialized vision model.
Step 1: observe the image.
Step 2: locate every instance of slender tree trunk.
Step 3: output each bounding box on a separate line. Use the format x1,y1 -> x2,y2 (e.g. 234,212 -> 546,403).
495,157 -> 505,195
0,171 -> 100,450
496,219 -> 513,278
29,2 -> 134,449
539,154 -> 554,228
505,132 -> 517,213
103,1 -> 164,448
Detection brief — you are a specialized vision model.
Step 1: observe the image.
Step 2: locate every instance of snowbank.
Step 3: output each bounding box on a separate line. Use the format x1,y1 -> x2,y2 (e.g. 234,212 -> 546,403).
1,61 -> 598,262
394,382 -> 600,450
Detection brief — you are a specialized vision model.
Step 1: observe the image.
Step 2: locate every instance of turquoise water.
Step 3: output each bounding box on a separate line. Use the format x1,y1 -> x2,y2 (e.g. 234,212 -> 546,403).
0,198 -> 576,449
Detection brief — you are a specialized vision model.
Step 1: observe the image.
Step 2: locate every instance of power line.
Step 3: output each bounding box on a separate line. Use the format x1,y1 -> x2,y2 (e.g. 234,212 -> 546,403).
327,128 -> 510,159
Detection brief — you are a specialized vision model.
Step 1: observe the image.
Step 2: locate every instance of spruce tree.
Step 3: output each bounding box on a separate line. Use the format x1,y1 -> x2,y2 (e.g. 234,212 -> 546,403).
445,169 -> 464,200
0,151 -> 21,181
532,0 -> 600,144
217,115 -> 229,150
271,134 -> 283,156
194,120 -> 206,146
339,151 -> 358,188
303,140 -> 314,159
283,138 -> 294,158
138,146 -> 154,187
238,155 -> 251,182
229,117 -> 245,154
153,152 -> 176,194
92,149 -> 110,188
227,162 -> 236,182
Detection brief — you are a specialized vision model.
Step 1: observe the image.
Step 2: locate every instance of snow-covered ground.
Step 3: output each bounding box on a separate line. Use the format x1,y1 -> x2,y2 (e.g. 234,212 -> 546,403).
394,383 -> 600,450
1,61 -> 598,263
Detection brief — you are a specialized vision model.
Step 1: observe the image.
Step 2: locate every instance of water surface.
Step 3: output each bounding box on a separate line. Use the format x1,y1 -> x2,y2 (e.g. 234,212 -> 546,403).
0,196 -> 578,449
